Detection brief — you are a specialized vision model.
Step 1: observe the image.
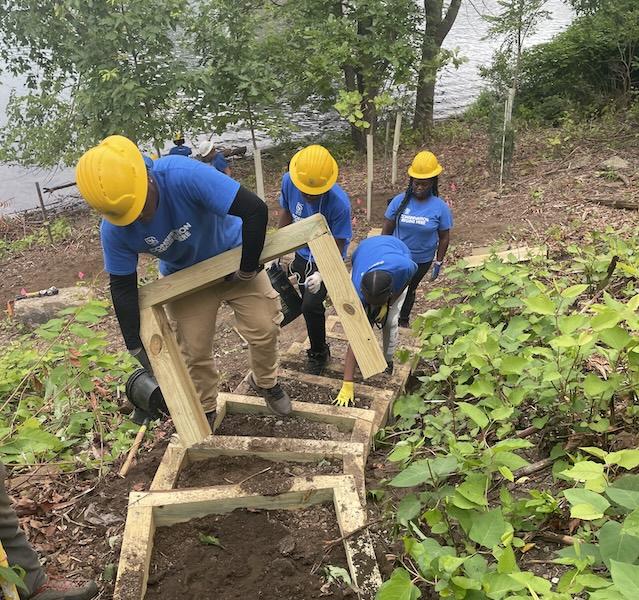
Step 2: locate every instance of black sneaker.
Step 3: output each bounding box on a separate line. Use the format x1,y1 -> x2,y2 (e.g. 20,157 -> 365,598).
248,373 -> 292,416
398,319 -> 409,328
306,345 -> 330,375
385,361 -> 394,375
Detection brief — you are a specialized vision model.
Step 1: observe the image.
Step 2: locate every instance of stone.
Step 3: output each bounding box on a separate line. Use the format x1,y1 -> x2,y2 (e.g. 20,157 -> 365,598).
13,286 -> 94,326
278,535 -> 296,556
601,156 -> 630,171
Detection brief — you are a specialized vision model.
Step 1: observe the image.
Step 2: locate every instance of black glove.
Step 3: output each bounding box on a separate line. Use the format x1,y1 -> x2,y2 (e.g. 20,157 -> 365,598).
130,347 -> 153,374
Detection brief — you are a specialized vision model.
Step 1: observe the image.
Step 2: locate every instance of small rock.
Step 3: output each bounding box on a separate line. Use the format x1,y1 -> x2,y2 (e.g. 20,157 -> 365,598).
275,420 -> 284,426
13,286 -> 93,326
278,535 -> 296,556
551,577 -> 559,584
601,156 -> 630,171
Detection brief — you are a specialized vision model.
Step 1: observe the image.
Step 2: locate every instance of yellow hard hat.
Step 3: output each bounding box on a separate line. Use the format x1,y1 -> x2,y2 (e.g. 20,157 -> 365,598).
76,135 -> 148,226
173,131 -> 184,141
408,151 -> 443,179
289,145 -> 338,195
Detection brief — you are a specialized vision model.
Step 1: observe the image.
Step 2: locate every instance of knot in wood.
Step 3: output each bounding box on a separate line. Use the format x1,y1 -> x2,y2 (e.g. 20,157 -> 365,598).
342,303 -> 356,316
149,334 -> 163,355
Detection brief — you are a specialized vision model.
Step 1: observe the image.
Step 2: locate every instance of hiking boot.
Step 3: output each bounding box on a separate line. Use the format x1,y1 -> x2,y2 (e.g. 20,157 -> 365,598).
398,319 -> 409,329
306,345 -> 330,376
248,373 -> 292,416
385,361 -> 394,375
30,579 -> 98,600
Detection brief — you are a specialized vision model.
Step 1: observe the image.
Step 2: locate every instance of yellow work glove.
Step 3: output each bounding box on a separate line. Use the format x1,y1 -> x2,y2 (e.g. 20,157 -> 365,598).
334,381 -> 355,407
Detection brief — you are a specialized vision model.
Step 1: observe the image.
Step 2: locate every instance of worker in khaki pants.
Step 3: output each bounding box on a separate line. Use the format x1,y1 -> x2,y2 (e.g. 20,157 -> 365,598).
0,462 -> 97,599
75,135 -> 291,417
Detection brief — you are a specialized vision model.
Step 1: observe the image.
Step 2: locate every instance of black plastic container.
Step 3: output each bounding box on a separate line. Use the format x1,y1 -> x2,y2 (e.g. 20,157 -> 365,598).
125,368 -> 168,425
267,262 -> 303,327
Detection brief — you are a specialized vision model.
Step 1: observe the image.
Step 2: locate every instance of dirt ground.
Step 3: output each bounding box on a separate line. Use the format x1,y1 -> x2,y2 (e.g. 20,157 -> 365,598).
1,119 -> 638,597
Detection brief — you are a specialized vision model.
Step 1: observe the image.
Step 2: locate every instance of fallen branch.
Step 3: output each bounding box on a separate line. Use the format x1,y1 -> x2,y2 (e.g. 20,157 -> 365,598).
535,531 -> 575,546
516,425 -> 537,439
322,517 -> 385,552
513,457 -> 554,478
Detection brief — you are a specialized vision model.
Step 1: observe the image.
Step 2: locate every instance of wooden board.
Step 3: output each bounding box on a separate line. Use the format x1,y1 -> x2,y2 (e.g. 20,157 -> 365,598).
150,444 -> 187,491
139,305 -> 211,446
367,228 -> 382,238
116,475 -> 381,599
308,233 -> 386,379
461,245 -> 547,268
138,213 -> 331,309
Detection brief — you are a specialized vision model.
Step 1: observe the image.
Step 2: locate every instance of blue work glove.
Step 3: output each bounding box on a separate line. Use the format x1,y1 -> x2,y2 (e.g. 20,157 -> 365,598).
431,261 -> 443,281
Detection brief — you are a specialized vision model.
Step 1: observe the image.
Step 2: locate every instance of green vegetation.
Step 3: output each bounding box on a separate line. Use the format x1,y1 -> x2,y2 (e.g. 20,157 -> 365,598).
0,300 -> 138,468
0,218 -> 71,258
376,233 -> 639,599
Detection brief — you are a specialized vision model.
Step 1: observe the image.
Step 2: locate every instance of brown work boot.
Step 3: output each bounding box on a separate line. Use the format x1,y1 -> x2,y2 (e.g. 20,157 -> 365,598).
30,578 -> 98,600
248,373 -> 292,416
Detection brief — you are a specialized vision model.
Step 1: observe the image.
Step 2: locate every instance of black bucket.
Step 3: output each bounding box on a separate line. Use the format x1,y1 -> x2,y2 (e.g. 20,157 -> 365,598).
267,262 -> 302,327
125,368 -> 168,425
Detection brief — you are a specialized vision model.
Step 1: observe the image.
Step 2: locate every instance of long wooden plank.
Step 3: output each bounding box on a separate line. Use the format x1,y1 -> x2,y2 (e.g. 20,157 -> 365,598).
461,245 -> 547,268
138,213 -> 330,309
333,481 -> 383,599
308,233 -> 386,379
150,443 -> 188,491
217,392 -> 377,428
139,306 -> 211,446
113,505 -> 154,600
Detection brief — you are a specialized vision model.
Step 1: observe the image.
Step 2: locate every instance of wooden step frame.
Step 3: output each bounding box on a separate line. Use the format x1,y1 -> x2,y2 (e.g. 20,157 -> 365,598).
138,213 -> 386,447
113,475 -> 382,600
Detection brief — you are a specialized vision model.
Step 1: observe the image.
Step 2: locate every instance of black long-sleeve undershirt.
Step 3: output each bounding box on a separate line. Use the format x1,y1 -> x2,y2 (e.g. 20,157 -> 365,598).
110,185 -> 267,350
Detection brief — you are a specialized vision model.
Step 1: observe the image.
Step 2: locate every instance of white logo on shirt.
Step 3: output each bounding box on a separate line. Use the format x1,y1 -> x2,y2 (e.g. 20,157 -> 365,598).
295,202 -> 304,216
400,214 -> 430,225
404,207 -> 411,215
146,223 -> 192,254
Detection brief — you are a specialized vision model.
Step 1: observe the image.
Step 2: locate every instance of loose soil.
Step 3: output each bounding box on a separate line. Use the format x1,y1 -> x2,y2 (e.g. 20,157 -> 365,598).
145,506 -> 353,600
178,455 -> 342,494
215,413 -> 349,441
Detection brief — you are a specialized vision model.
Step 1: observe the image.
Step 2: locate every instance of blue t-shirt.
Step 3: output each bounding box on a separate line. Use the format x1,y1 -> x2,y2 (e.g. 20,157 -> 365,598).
213,153 -> 229,173
168,145 -> 192,157
101,156 -> 242,276
351,237 -> 417,303
279,172 -> 352,261
384,193 -> 453,263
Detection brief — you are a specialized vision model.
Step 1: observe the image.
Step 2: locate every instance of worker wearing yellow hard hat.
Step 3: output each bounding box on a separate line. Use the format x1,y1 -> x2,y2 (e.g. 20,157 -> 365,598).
274,144 -> 352,375
168,130 -> 192,157
76,135 -> 292,417
381,150 -> 452,327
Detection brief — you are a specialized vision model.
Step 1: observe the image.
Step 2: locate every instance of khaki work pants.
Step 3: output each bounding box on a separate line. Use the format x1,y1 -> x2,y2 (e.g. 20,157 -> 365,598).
166,271 -> 283,412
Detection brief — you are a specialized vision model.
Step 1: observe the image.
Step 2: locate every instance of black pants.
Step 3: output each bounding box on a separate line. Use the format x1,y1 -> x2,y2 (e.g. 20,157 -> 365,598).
290,254 -> 328,352
399,261 -> 432,323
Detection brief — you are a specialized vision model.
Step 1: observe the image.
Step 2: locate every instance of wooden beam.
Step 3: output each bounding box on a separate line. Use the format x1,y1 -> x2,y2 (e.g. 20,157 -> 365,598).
461,245 -> 547,268
138,213 -> 330,309
308,234 -> 386,379
367,228 -> 382,238
150,443 -> 188,491
113,506 -> 154,600
139,306 -> 211,446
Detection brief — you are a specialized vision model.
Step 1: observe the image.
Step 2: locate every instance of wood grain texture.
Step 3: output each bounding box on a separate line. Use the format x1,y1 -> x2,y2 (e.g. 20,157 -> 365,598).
462,245 -> 547,268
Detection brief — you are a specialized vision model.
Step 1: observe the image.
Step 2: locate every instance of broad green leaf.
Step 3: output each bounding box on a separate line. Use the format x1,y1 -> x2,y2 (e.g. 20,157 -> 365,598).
376,568 -> 421,600
561,284 -> 588,299
583,374 -> 611,397
561,461 -> 607,492
439,555 -> 466,574
499,466 -> 514,482
606,476 -> 639,510
622,508 -> 639,537
466,379 -> 494,398
457,474 -> 488,506
451,575 -> 481,590
491,405 -> 514,421
388,456 -> 458,488
509,571 -> 552,594
599,521 -> 639,567
393,395 -> 425,418
524,294 -> 556,315
550,334 -> 578,348
469,508 -> 508,549
388,443 -> 412,463
581,447 -> 609,461
564,488 -> 610,519
457,402 -> 489,428
397,494 -> 421,523
492,439 -> 533,452
198,533 -> 223,547
0,565 -> 28,591
599,326 -> 632,350
610,560 -> 639,600
482,572 -> 526,598
499,356 -> 528,375
592,309 -> 622,332
575,573 -> 612,589
571,503 -> 607,520
607,449 -> 639,470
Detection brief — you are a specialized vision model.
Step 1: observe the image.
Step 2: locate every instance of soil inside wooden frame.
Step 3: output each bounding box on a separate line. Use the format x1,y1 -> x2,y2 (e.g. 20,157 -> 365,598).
145,505 -> 353,600
178,455 -> 343,495
215,411 -> 352,440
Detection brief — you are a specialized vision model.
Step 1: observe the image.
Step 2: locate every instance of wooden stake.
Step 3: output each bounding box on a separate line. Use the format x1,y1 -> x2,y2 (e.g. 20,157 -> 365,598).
118,420 -> 148,478
366,134 -> 373,221
254,147 -> 265,201
391,113 -> 402,186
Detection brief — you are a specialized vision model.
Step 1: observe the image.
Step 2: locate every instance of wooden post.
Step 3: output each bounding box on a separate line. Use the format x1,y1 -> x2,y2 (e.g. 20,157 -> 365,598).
308,233 -> 386,378
139,306 -> 211,446
254,147 -> 265,201
366,134 -> 373,221
391,112 -> 402,186
34,182 -> 54,244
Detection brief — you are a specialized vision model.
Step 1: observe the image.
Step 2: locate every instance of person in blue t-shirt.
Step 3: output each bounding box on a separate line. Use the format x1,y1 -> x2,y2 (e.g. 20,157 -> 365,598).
334,236 -> 417,406
198,140 -> 232,176
168,131 -> 192,157
382,150 -> 452,327
75,135 -> 292,417
276,144 -> 352,375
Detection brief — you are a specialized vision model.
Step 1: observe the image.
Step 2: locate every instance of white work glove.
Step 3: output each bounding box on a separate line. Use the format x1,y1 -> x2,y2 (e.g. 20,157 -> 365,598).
304,272 -> 323,294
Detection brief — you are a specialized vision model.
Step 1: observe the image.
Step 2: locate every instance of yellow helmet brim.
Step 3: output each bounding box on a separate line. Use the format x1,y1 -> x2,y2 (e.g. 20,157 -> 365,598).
289,148 -> 338,195
408,164 -> 443,180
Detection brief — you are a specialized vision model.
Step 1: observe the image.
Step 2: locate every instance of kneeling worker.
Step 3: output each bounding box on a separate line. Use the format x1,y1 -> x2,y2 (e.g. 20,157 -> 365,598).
335,236 -> 417,406
76,135 -> 291,416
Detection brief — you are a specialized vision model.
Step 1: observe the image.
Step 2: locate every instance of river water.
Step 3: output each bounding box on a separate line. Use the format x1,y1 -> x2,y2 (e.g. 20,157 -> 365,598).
0,0 -> 573,214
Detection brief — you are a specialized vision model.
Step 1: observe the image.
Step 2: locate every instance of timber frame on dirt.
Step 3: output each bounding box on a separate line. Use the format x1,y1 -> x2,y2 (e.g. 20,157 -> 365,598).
113,475 -> 382,600
138,213 -> 386,447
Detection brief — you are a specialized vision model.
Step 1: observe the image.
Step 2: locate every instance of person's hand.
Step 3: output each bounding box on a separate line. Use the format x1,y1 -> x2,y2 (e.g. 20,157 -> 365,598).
333,381 -> 354,407
431,261 -> 442,281
265,259 -> 279,271
130,347 -> 153,374
226,270 -> 258,282
304,272 -> 323,294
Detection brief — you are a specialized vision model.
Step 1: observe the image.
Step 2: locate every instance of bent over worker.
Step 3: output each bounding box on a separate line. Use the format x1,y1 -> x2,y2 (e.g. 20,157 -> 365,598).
76,135 -> 291,416
0,461 -> 97,600
277,145 -> 352,375
335,236 -> 417,406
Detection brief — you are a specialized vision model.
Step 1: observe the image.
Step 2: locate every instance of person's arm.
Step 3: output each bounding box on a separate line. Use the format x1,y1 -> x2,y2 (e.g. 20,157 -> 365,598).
335,238 -> 347,254
278,208 -> 293,229
227,186 -> 268,274
334,344 -> 357,406
224,166 -> 232,176
436,229 -> 450,262
382,218 -> 396,235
